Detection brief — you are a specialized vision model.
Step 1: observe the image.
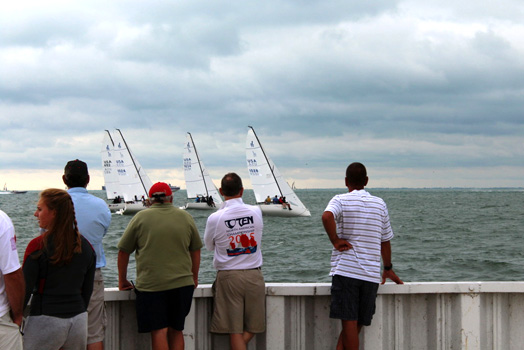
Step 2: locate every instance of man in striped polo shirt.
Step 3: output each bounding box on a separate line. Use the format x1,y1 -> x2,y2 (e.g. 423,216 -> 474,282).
322,162 -> 403,350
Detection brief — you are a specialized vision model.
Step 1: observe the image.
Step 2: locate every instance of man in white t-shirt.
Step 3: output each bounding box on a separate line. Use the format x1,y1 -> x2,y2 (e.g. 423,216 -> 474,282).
204,173 -> 265,350
0,209 -> 25,350
322,162 -> 403,350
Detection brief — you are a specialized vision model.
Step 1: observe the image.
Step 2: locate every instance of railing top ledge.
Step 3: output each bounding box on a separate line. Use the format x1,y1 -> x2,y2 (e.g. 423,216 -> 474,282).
104,282 -> 524,301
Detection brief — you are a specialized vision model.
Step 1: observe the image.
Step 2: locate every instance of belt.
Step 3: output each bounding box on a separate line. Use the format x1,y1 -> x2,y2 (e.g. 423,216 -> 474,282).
218,267 -> 261,272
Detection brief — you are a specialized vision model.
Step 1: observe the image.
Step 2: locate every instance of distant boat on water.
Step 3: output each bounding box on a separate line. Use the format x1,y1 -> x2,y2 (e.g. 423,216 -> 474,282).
0,184 -> 27,194
169,184 -> 181,192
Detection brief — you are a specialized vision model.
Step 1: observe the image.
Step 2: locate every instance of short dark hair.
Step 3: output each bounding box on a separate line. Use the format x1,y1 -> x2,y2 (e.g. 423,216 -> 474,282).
221,172 -> 243,196
63,174 -> 89,188
346,162 -> 367,187
64,159 -> 89,188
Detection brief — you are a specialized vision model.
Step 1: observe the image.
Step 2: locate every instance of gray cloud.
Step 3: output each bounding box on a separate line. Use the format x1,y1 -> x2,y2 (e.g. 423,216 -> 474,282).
0,0 -> 523,188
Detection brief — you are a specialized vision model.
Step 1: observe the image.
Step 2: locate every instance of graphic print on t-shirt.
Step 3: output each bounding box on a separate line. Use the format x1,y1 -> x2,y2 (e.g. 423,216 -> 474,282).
224,215 -> 258,257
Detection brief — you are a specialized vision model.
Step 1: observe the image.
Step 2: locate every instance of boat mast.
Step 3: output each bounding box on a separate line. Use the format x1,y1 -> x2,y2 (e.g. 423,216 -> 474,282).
248,126 -> 283,197
105,129 -> 115,147
187,132 -> 209,197
116,129 -> 149,199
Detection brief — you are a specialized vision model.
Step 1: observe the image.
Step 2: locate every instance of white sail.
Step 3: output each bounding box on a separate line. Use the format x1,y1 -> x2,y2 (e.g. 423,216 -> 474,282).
246,127 -> 311,217
101,130 -> 121,200
182,133 -> 222,208
112,129 -> 153,203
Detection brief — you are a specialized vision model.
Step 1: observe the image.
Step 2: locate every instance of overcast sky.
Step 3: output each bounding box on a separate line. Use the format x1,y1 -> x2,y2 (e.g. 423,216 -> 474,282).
1,0 -> 523,191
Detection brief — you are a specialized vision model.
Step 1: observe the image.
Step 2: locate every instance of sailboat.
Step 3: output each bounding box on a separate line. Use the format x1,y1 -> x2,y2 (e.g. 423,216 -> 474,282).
0,184 -> 27,194
169,184 -> 181,192
182,132 -> 222,210
245,126 -> 311,217
101,130 -> 125,212
111,129 -> 154,215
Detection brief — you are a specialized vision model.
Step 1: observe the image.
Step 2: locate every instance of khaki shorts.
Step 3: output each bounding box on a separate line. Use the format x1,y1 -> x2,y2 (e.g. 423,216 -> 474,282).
87,268 -> 106,344
211,268 -> 265,334
0,313 -> 22,350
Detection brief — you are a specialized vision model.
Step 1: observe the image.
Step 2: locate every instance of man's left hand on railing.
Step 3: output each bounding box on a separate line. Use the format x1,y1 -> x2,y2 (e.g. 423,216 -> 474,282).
381,269 -> 403,285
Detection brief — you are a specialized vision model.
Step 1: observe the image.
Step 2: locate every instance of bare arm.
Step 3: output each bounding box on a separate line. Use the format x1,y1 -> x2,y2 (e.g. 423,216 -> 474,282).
190,249 -> 201,288
4,268 -> 25,326
117,250 -> 133,290
322,211 -> 351,252
381,241 -> 403,285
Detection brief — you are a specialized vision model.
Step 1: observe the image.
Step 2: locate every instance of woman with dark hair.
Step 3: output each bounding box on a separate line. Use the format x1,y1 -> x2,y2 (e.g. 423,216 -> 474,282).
22,188 -> 96,350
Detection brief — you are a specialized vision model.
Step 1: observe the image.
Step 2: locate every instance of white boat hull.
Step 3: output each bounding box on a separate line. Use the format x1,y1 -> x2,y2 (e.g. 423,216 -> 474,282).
115,202 -> 149,215
181,202 -> 218,210
108,203 -> 125,212
258,204 -> 311,217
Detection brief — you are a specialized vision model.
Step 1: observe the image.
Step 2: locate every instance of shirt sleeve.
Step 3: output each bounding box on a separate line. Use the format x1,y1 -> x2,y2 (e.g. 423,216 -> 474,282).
324,195 -> 341,219
380,202 -> 394,242
100,206 -> 111,236
203,213 -> 219,251
0,219 -> 21,275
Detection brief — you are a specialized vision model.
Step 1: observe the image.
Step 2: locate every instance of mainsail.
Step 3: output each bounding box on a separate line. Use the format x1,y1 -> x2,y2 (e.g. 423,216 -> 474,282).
183,133 -> 222,206
101,130 -> 121,200
112,129 -> 153,202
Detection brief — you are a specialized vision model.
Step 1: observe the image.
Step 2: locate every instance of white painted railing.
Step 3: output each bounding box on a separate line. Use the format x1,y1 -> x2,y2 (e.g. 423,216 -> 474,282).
103,282 -> 524,350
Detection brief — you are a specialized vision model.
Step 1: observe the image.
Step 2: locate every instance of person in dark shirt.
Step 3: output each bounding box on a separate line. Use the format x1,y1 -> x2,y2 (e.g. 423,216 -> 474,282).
23,188 -> 96,350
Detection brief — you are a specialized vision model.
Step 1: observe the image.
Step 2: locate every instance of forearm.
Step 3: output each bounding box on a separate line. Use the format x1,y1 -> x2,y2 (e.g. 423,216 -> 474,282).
381,241 -> 392,266
321,211 -> 339,243
117,250 -> 130,282
380,240 -> 403,284
4,268 -> 25,324
190,249 -> 201,286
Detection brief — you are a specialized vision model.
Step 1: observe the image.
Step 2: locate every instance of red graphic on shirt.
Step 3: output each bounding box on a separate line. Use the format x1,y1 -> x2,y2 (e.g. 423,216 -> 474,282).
227,233 -> 258,256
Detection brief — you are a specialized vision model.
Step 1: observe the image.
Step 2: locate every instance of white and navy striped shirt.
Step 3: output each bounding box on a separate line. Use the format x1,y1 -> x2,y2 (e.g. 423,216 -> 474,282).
325,190 -> 394,284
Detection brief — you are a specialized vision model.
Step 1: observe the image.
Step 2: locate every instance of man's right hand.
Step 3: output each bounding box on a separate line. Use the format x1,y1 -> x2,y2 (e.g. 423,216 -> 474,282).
119,279 -> 134,291
333,238 -> 352,252
11,312 -> 22,327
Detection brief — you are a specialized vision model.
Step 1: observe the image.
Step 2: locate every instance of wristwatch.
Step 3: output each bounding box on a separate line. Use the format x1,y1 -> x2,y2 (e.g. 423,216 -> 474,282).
384,264 -> 393,271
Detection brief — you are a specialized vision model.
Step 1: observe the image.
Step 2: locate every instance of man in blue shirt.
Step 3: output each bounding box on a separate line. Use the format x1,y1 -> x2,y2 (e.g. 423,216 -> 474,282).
63,159 -> 111,350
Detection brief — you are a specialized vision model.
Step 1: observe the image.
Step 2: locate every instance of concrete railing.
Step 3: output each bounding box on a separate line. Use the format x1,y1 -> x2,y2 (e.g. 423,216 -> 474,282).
104,282 -> 524,350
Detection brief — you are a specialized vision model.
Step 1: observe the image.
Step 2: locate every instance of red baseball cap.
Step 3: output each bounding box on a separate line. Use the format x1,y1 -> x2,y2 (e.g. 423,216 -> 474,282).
148,182 -> 172,197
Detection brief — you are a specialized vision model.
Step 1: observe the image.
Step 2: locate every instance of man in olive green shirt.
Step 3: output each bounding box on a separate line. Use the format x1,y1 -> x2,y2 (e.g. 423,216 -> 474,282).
118,182 -> 202,350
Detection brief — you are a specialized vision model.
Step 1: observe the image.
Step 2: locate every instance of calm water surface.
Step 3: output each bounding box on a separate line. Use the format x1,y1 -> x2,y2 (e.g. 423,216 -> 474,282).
2,188 -> 522,287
